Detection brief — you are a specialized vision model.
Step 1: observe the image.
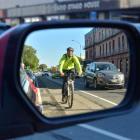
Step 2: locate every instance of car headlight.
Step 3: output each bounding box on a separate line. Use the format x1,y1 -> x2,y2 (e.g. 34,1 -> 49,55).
119,74 -> 124,81
98,73 -> 105,78
113,74 -> 124,81
113,75 -> 117,79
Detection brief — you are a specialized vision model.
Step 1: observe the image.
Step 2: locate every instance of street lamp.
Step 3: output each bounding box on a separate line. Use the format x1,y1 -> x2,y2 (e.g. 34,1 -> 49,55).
71,40 -> 82,58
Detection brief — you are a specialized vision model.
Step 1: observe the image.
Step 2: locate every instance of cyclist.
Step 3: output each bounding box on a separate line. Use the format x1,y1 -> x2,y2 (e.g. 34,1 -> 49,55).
59,47 -> 82,102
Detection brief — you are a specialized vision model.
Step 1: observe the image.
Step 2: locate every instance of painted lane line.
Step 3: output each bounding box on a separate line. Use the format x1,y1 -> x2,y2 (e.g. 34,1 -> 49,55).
79,90 -> 118,106
78,124 -> 131,140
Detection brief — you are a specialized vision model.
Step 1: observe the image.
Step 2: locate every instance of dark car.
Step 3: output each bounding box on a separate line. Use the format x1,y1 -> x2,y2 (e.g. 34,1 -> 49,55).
84,62 -> 125,89
41,71 -> 52,76
26,70 -> 36,82
0,22 -> 11,35
52,72 -> 61,79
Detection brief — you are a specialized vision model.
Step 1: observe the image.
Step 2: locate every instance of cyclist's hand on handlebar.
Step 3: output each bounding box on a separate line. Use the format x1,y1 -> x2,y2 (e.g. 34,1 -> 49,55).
76,73 -> 80,78
79,72 -> 83,76
60,72 -> 65,77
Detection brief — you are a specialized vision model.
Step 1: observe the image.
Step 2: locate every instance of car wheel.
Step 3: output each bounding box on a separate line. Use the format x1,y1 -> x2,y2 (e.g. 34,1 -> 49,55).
93,79 -> 98,89
84,78 -> 89,88
119,85 -> 124,89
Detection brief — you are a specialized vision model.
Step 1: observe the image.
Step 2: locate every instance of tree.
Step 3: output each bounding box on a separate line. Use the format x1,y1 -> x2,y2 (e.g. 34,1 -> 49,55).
39,64 -> 48,71
51,66 -> 58,73
22,45 -> 39,71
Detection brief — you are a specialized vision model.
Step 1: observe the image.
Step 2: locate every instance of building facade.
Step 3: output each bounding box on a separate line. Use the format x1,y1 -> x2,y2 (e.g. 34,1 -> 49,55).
0,0 -> 140,24
0,0 -> 134,24
85,28 -> 129,80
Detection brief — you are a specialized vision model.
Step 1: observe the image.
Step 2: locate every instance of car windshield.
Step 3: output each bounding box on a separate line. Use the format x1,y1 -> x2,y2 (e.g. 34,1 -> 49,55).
96,63 -> 117,71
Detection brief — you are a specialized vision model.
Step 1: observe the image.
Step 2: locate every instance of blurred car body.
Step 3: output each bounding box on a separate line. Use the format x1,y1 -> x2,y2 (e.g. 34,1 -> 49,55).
42,71 -> 52,76
34,71 -> 42,76
0,22 -> 11,35
52,72 -> 61,79
84,62 -> 125,89
26,70 -> 36,82
20,67 -> 43,112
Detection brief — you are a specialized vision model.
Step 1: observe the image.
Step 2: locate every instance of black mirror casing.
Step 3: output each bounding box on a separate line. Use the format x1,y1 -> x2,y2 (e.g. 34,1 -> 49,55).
0,20 -> 140,139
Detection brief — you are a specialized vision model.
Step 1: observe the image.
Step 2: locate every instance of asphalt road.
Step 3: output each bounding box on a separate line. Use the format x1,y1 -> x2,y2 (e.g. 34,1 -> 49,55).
36,75 -> 126,118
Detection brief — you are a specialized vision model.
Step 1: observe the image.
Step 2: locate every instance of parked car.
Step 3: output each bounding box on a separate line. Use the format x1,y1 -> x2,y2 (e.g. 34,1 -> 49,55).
52,72 -> 61,79
26,70 -> 36,82
84,62 -> 125,89
0,22 -> 11,35
42,71 -> 52,76
20,67 -> 43,112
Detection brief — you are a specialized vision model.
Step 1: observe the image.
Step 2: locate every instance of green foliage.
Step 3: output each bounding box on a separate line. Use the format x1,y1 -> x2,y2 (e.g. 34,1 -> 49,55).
22,45 -> 39,71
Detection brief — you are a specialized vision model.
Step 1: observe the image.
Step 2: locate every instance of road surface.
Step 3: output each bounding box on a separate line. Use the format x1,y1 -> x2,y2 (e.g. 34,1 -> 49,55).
36,75 -> 126,118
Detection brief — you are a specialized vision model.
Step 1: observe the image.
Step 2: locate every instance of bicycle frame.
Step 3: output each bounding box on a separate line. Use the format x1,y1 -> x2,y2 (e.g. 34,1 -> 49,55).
63,71 -> 75,108
67,79 -> 74,96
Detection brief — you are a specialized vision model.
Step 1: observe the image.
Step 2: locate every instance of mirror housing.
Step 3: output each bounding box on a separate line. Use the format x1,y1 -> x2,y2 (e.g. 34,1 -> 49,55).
1,20 -> 140,138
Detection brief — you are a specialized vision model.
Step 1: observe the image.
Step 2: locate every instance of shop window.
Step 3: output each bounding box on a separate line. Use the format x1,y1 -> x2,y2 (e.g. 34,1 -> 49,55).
118,37 -> 120,52
106,43 -> 108,56
126,59 -> 129,74
86,51 -> 88,59
100,46 -> 101,56
120,59 -> 123,72
122,35 -> 125,51
103,44 -> 104,56
112,40 -> 115,54
109,41 -> 111,55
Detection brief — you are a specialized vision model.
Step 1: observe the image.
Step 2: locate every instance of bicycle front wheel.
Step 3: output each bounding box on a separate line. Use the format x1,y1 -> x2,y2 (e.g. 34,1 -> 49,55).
67,83 -> 74,108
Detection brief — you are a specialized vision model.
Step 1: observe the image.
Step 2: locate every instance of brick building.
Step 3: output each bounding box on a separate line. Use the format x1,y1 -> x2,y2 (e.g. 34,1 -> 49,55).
85,28 -> 129,80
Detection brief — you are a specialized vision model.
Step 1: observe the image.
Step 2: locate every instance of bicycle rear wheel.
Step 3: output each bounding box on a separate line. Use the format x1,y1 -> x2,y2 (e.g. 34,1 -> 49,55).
67,83 -> 74,108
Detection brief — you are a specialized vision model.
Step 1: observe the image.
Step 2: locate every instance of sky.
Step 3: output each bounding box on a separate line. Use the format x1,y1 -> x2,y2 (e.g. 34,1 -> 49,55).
24,28 -> 92,68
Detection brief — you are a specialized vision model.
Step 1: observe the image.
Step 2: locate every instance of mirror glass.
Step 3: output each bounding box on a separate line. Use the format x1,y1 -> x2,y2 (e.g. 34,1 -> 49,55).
20,27 -> 130,118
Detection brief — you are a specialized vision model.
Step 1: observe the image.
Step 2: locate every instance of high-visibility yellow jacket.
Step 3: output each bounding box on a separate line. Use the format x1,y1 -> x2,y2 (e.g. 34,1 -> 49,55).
59,54 -> 82,75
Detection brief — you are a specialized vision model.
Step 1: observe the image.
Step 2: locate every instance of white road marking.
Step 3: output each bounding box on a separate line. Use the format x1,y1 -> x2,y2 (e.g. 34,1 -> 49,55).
79,90 -> 118,106
78,124 -> 131,140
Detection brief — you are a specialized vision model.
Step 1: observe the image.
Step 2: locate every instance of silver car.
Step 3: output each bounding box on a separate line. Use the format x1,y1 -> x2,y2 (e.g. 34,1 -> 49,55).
84,62 -> 125,89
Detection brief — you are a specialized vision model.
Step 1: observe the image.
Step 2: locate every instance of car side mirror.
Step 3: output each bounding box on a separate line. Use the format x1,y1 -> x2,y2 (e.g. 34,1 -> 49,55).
2,20 -> 139,138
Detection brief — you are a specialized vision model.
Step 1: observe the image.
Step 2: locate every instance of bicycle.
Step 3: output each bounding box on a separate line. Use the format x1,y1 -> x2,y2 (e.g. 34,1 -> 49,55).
62,71 -> 75,108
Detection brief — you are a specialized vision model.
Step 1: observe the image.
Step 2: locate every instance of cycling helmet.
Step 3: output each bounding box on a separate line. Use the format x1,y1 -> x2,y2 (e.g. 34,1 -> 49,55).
67,47 -> 74,52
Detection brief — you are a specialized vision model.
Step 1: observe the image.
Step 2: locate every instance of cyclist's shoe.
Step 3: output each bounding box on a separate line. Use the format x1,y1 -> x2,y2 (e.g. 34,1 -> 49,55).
62,96 -> 64,102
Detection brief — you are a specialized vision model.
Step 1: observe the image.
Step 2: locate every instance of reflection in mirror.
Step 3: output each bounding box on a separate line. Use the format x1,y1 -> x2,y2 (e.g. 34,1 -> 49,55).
20,27 -> 129,118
